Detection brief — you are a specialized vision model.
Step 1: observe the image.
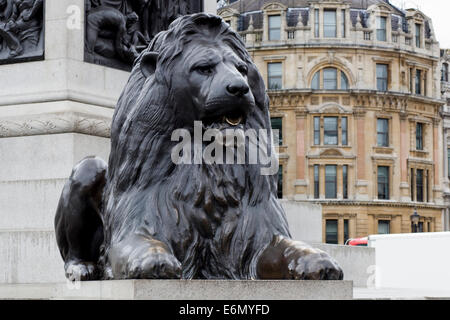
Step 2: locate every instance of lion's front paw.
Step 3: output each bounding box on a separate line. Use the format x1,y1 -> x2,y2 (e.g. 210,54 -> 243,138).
127,251 -> 182,279
65,261 -> 99,281
288,250 -> 343,280
109,236 -> 182,279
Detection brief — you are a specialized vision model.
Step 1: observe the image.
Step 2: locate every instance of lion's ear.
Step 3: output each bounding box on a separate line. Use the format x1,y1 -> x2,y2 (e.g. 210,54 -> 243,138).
140,52 -> 159,78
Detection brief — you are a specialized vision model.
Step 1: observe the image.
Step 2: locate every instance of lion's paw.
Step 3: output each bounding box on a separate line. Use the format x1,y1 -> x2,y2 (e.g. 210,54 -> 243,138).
288,250 -> 343,280
127,251 -> 182,279
65,261 -> 99,281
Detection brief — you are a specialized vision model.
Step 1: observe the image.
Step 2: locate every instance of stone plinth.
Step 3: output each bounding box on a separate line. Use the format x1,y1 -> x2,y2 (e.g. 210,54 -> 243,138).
0,280 -> 353,300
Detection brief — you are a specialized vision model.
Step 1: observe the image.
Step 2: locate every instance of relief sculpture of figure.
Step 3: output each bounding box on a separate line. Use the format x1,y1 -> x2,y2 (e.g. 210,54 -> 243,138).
85,5 -> 145,66
0,0 -> 43,59
56,14 -> 344,282
84,0 -> 197,70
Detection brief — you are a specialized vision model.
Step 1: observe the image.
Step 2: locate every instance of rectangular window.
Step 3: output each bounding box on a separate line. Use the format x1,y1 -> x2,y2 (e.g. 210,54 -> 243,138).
378,166 -> 390,200
314,165 -> 320,199
377,118 -> 389,147
448,149 -> 450,179
277,165 -> 283,199
268,62 -> 282,90
268,15 -> 281,41
416,169 -> 424,202
324,117 -> 338,145
341,117 -> 348,145
341,9 -> 346,38
326,220 -> 338,244
415,23 -> 421,48
411,168 -> 415,201
415,69 -> 422,95
376,64 -> 388,91
343,165 -> 348,199
323,9 -> 337,38
323,68 -> 337,90
314,9 -> 320,38
314,117 -> 320,145
377,16 -> 387,41
410,68 -> 414,93
344,219 -> 349,244
426,170 -> 430,203
378,220 -> 390,234
271,117 -> 283,146
416,123 -> 423,150
325,165 -> 337,199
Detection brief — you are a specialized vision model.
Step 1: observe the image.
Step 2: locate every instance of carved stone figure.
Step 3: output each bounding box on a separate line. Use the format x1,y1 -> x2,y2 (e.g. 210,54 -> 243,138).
56,14 -> 344,281
0,0 -> 44,62
84,0 -> 202,70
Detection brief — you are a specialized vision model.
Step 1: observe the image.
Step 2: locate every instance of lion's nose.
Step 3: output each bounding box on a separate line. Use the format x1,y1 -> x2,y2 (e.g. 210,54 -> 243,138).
226,82 -> 249,97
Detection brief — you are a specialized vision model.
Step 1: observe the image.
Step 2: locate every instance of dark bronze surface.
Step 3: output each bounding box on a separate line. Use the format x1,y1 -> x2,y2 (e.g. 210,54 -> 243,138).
84,0 -> 203,70
55,13 -> 343,281
0,0 -> 44,64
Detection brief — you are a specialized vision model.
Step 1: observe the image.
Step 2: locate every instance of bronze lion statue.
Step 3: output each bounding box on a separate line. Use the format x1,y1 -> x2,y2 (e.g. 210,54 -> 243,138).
55,13 -> 343,281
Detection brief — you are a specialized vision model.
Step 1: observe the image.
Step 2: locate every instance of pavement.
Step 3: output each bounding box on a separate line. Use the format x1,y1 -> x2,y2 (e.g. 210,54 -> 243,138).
354,287 -> 450,300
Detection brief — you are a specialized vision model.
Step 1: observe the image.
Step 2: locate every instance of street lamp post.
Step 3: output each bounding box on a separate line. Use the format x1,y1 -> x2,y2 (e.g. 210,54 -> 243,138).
410,208 -> 421,233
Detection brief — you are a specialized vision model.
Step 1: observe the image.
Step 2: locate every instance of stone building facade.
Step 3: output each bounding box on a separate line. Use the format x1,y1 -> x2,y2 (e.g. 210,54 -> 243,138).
440,49 -> 450,231
219,0 -> 446,243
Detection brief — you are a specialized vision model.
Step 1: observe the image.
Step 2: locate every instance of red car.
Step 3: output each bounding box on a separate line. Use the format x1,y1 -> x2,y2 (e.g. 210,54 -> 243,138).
345,237 -> 368,246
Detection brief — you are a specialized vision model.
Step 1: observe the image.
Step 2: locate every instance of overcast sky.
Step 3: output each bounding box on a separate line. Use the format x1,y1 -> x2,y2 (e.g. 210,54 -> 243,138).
389,0 -> 450,48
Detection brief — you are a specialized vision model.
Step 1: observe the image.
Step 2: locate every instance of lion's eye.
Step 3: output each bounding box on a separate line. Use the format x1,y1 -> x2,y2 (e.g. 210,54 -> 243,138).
195,65 -> 215,75
237,65 -> 248,76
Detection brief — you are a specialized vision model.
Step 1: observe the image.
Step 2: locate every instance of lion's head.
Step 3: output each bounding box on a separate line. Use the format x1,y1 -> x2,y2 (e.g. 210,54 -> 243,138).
107,13 -> 274,189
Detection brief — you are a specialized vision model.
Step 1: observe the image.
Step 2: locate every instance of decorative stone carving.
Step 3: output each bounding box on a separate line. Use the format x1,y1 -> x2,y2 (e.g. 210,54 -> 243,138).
0,0 -> 44,64
84,0 -> 203,71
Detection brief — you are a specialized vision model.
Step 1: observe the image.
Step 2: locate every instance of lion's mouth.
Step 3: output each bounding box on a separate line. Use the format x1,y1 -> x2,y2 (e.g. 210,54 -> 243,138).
203,108 -> 246,130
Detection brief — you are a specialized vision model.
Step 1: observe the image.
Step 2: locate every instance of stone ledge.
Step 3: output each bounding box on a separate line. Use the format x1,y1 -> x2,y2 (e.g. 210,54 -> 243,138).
0,280 -> 353,300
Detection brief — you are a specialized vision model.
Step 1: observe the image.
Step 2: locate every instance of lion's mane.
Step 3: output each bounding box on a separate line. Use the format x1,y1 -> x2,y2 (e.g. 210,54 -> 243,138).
100,13 -> 291,279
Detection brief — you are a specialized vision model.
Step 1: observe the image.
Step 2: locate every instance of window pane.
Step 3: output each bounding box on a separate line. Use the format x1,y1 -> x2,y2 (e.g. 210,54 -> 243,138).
377,118 -> 389,147
447,149 -> 450,181
341,117 -> 348,145
324,117 -> 338,145
378,220 -> 390,234
378,166 -> 389,200
415,23 -> 421,47
314,117 -> 320,145
271,117 -> 283,146
326,220 -> 338,244
312,71 -> 320,89
415,70 -> 422,95
314,165 -> 320,199
377,16 -> 387,41
324,10 -> 337,38
323,68 -> 337,90
325,165 -> 337,199
340,72 -> 349,90
269,15 -> 281,40
344,219 -> 349,243
315,9 -> 320,38
376,64 -> 388,91
343,165 -> 348,199
416,169 -> 423,202
268,63 -> 282,90
416,123 -> 423,150
341,9 -> 346,38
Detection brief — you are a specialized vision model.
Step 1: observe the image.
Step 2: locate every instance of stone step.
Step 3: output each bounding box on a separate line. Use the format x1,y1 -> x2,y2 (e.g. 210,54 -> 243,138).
0,280 -> 353,300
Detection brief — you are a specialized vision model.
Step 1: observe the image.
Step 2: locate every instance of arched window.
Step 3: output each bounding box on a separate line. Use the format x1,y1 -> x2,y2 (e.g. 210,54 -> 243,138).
311,67 -> 349,90
442,63 -> 449,82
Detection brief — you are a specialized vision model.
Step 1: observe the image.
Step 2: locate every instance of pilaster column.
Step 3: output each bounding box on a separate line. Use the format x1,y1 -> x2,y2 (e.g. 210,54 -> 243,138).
338,216 -> 344,245
320,164 -> 325,199
296,113 -> 306,181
